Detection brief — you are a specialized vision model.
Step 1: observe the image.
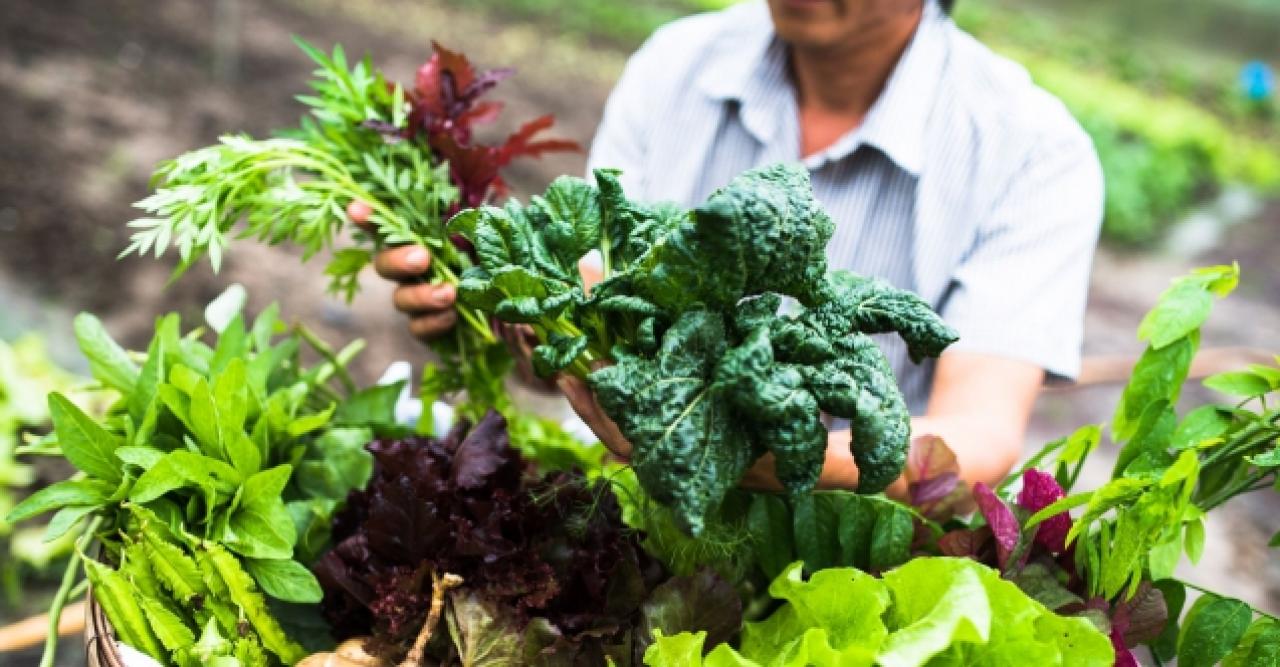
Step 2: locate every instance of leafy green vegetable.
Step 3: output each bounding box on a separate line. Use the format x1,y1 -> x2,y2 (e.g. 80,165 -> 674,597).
643,558 -> 1113,667
1178,593 -> 1253,667
454,164 -> 956,532
121,40 -> 578,430
5,288 -> 396,666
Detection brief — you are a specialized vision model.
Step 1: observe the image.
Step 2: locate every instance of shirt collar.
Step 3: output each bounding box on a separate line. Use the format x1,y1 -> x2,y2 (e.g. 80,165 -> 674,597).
696,0 -> 949,176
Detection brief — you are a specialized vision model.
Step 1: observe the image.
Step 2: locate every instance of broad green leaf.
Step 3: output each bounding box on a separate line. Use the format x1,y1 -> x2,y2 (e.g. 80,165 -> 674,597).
245,557 -> 323,603
332,382 -> 402,427
834,494 -> 877,569
1184,517 -> 1206,564
1112,333 -> 1197,441
1223,617 -> 1280,667
1178,593 -> 1253,667
1204,370 -> 1273,397
249,302 -> 281,351
130,450 -> 240,503
1059,424 -> 1102,465
792,495 -> 838,573
1113,400 -> 1175,477
1160,449 -> 1200,487
535,175 -> 603,261
5,478 -> 112,522
128,316 -> 173,424
1171,405 -> 1233,450
1248,363 -> 1280,389
74,312 -> 139,394
221,465 -> 296,559
294,427 -> 373,502
286,403 -> 336,437
748,494 -> 795,580
48,392 -> 124,483
1137,278 -> 1214,349
868,504 -> 913,572
115,446 -> 166,471
43,505 -> 98,542
1146,529 -> 1182,581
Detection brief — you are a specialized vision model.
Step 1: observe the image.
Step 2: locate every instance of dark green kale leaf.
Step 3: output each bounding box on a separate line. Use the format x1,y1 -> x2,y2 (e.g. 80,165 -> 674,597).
591,311 -> 761,535
814,270 -> 960,363
453,163 -> 957,531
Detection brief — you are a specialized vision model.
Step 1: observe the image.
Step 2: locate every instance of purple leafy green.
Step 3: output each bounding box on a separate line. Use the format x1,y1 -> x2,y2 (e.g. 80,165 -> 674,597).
314,411 -> 740,662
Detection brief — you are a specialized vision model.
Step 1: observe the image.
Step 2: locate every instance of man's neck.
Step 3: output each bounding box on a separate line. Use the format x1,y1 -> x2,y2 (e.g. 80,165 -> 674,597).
790,5 -> 923,155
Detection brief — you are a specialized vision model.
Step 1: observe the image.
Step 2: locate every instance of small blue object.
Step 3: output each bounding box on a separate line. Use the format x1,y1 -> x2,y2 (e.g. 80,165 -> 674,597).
1240,61 -> 1274,101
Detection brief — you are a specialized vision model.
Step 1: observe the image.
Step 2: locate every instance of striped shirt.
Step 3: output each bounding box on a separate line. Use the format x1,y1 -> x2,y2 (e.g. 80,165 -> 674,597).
585,0 -> 1104,413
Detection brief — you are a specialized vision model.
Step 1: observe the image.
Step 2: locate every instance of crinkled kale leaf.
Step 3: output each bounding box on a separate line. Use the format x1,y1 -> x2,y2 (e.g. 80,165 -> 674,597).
451,164 -> 958,533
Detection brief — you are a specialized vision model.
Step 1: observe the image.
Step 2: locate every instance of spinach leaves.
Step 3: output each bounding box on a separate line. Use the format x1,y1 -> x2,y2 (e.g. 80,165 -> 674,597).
452,164 -> 957,533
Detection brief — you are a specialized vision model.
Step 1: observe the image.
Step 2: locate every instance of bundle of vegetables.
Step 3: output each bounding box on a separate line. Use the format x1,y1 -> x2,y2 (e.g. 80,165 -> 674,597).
449,164 -> 958,533
0,335 -> 96,602
612,264 -> 1280,666
4,288 -> 404,666
121,40 -> 578,417
313,410 -> 742,665
931,263 -> 1280,666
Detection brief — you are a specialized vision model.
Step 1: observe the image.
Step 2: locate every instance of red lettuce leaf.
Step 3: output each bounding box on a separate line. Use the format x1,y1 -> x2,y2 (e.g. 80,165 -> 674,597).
972,483 -> 1020,570
904,434 -> 973,521
400,43 -> 579,209
1015,469 -> 1071,554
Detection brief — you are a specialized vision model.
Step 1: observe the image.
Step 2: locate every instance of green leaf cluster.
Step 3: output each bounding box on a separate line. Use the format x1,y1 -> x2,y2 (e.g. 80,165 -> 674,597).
453,164 -> 957,533
643,557 -> 1113,667
1015,264 -> 1280,605
120,38 -> 509,424
6,289 -> 398,666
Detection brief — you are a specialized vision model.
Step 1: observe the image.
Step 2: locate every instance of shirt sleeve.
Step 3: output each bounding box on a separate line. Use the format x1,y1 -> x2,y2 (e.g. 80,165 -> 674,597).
939,130 -> 1104,382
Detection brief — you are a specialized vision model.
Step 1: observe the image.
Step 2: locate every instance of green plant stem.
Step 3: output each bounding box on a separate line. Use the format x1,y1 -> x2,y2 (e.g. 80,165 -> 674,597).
1201,414 -> 1279,469
1198,470 -> 1273,511
212,143 -> 497,344
296,324 -> 357,394
41,516 -> 102,667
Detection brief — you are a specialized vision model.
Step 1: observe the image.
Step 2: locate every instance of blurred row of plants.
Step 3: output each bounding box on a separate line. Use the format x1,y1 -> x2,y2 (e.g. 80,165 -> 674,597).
0,337 -> 96,607
955,0 -> 1280,244
446,0 -> 1280,246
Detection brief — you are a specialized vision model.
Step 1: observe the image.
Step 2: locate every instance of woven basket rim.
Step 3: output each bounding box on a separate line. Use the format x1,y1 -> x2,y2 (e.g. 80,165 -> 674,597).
83,586 -> 127,667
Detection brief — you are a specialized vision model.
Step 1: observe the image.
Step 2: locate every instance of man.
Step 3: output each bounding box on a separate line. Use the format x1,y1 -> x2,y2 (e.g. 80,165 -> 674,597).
372,0 -> 1104,493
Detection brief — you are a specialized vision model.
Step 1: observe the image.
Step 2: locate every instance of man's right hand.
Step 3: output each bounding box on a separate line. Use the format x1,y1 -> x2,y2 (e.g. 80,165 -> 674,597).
350,201 -> 459,342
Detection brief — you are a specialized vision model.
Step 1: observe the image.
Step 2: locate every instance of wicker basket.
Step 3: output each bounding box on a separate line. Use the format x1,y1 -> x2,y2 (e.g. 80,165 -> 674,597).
84,591 -> 127,667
